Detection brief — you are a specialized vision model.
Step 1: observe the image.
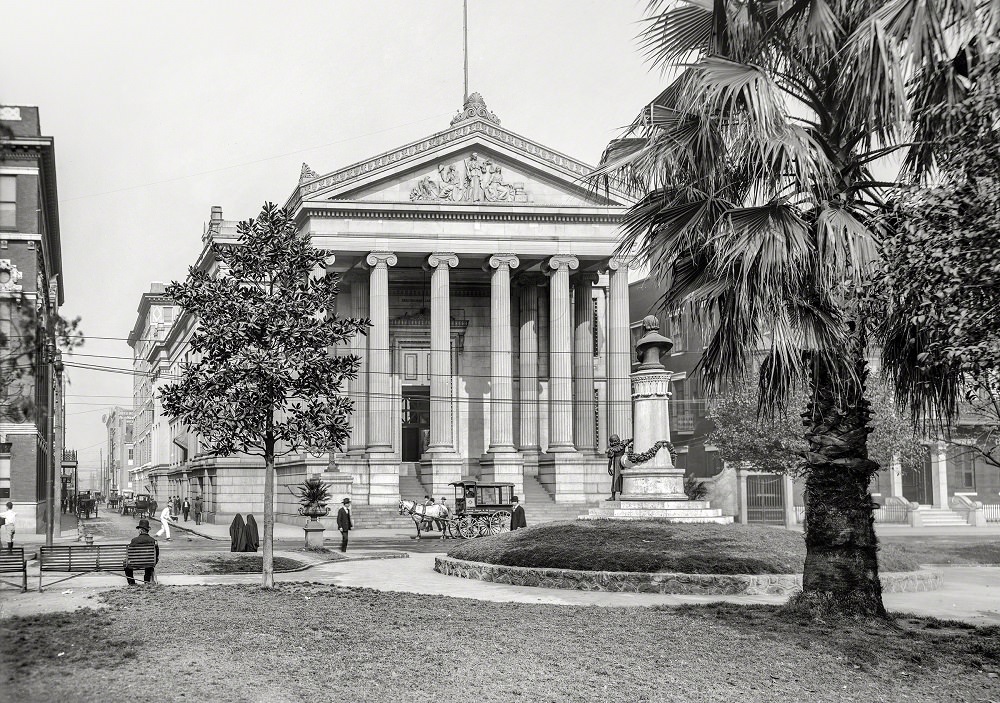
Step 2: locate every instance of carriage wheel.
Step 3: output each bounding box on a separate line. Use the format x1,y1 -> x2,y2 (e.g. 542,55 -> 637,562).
483,512 -> 510,536
456,516 -> 477,539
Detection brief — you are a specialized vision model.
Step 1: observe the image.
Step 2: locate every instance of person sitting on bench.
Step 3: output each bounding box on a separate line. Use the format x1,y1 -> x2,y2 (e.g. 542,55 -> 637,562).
126,518 -> 159,585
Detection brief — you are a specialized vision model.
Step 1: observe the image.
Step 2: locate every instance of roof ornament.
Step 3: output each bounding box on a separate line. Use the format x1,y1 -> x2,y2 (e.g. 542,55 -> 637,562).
299,162 -> 319,183
450,92 -> 500,127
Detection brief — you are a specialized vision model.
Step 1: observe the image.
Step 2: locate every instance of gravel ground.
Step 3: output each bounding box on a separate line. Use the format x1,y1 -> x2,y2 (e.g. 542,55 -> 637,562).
2,585 -> 998,703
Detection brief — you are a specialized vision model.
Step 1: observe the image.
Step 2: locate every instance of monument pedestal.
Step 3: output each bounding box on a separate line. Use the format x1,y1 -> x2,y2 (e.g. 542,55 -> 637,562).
581,315 -> 732,524
303,522 -> 326,548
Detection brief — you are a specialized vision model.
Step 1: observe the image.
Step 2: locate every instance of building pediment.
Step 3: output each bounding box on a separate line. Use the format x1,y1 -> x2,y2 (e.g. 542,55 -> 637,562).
290,99 -> 630,211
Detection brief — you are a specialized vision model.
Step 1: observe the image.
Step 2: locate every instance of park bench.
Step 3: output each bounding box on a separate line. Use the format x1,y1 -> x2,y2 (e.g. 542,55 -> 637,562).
124,542 -> 158,585
0,547 -> 27,592
39,543 -> 131,591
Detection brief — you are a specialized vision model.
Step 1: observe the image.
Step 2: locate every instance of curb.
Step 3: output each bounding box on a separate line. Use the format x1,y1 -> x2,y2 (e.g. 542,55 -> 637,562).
434,557 -> 943,596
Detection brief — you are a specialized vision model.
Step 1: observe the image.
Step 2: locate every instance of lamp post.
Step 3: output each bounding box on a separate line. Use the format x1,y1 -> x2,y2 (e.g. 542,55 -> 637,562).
44,344 -> 63,547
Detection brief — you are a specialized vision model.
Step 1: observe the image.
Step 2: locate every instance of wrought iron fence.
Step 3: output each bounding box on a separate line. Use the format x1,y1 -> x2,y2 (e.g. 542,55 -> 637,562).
873,504 -> 909,524
746,474 -> 785,524
984,504 -> 1000,523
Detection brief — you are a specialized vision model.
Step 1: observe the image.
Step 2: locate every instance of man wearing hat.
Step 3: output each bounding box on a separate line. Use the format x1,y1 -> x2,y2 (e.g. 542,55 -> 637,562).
510,496 -> 527,531
336,498 -> 354,553
125,518 -> 160,585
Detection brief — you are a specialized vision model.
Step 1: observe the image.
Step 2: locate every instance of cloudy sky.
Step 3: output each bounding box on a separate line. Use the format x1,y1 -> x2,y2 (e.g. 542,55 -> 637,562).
0,0 -> 662,472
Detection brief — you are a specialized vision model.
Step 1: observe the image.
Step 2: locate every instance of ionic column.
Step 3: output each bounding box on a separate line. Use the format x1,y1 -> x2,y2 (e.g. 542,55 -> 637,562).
607,257 -> 632,442
517,275 -> 544,455
346,272 -> 368,453
365,252 -> 396,452
487,254 -> 519,453
546,254 -> 579,451
425,253 -> 458,452
573,273 -> 598,453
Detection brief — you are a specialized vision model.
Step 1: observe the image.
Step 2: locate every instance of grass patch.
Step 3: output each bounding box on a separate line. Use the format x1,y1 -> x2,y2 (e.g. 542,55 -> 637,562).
156,553 -> 305,575
880,537 -> 1000,565
2,586 -> 996,702
447,520 -> 919,574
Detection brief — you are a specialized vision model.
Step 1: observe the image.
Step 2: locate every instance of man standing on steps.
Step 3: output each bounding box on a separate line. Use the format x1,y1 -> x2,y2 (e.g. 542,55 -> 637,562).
510,496 -> 527,531
337,498 -> 353,552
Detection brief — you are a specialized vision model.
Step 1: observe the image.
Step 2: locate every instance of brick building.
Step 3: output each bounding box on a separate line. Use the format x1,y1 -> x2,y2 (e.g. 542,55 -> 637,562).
0,105 -> 67,534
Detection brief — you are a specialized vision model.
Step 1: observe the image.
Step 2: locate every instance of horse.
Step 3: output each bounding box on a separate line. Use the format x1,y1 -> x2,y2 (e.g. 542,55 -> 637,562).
398,500 -> 453,538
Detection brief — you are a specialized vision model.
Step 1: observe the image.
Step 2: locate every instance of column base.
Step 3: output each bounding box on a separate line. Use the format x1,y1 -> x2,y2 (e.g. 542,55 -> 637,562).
336,455 -> 370,504
367,453 -> 400,506
538,452 -> 587,503
420,454 -> 465,501
479,452 -> 525,499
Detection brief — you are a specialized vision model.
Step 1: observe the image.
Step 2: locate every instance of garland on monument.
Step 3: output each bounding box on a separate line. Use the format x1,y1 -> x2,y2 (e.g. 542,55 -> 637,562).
623,438 -> 677,465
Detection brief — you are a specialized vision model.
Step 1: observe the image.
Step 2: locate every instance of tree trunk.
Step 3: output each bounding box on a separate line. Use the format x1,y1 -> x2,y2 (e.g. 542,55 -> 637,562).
796,329 -> 887,619
262,432 -> 275,589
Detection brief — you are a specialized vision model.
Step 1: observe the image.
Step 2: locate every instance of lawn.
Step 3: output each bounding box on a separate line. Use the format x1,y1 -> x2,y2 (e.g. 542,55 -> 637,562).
881,537 -> 1000,566
448,520 -> 920,574
2,586 -> 997,702
155,553 -> 307,575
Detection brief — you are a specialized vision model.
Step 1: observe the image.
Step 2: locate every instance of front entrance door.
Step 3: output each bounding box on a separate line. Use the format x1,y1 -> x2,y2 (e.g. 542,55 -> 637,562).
401,387 -> 430,462
901,452 -> 933,504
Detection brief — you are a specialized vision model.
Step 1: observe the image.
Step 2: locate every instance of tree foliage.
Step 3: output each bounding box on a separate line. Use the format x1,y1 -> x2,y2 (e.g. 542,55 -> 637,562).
708,377 -> 925,476
161,202 -> 367,587
879,55 -> 1000,428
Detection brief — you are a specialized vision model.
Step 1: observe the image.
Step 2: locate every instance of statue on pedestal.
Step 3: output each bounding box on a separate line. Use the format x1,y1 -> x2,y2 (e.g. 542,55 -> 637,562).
606,434 -> 627,501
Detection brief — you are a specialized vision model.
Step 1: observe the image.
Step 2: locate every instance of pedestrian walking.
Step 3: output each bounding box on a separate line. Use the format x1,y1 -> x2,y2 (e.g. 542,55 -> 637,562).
125,518 -> 159,585
155,503 -> 172,540
510,495 -> 527,531
182,497 -> 190,522
173,496 -> 181,517
0,501 -> 15,550
193,495 -> 203,525
337,498 -> 353,553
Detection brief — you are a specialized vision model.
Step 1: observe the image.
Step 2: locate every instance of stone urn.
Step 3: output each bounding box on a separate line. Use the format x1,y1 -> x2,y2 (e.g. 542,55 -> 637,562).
295,477 -> 332,548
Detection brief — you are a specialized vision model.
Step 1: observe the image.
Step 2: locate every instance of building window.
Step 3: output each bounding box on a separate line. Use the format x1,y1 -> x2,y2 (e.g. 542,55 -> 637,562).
950,447 -> 976,490
0,176 -> 15,230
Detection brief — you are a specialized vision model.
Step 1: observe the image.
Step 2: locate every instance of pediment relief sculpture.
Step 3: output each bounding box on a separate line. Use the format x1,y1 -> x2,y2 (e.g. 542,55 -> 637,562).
410,152 -> 528,203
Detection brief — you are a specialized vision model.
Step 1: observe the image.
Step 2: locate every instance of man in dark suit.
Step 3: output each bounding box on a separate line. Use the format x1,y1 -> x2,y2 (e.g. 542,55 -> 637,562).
337,498 -> 354,552
125,518 -> 160,585
510,496 -> 527,531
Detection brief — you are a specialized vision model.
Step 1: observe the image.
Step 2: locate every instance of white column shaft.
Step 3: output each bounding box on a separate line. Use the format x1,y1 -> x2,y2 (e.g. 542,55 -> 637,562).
518,281 -> 540,451
347,278 -> 368,452
488,254 -> 518,452
547,255 -> 578,451
607,259 -> 632,441
366,252 -> 396,452
427,254 -> 458,452
573,276 -> 597,452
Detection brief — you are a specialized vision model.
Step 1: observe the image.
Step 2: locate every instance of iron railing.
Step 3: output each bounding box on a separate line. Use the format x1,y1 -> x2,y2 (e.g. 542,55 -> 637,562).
983,504 -> 1000,523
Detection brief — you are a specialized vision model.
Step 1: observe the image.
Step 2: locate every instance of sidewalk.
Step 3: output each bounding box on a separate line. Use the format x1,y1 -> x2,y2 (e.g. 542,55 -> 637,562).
2,551 -> 997,626
156,515 -> 413,543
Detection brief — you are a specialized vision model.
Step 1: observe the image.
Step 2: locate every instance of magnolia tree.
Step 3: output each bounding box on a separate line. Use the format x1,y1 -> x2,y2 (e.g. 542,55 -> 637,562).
161,203 -> 367,587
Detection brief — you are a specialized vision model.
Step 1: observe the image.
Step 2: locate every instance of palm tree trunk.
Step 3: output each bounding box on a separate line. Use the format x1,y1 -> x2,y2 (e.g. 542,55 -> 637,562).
796,329 -> 887,619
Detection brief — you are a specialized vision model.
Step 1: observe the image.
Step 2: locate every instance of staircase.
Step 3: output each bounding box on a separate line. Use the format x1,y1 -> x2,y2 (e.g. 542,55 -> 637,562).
521,475 -> 598,523
399,473 -> 432,502
912,506 -> 969,527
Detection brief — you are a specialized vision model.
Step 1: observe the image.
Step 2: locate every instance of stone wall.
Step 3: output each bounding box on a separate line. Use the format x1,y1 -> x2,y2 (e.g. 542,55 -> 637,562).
434,556 -> 941,595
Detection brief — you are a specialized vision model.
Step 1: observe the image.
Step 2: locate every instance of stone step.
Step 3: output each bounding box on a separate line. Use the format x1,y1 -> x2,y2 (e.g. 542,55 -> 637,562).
579,515 -> 734,524
586,507 -> 726,519
613,500 -> 712,511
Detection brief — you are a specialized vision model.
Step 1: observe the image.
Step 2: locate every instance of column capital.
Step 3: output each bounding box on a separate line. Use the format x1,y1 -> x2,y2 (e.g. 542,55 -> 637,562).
608,256 -> 636,272
365,251 -> 398,268
514,272 -> 547,288
571,271 -> 600,287
425,252 -> 459,270
546,254 -> 579,273
485,253 -> 520,271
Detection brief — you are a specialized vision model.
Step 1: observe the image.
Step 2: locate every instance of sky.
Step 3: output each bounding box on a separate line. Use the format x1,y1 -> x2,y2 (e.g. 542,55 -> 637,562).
0,0 -> 663,473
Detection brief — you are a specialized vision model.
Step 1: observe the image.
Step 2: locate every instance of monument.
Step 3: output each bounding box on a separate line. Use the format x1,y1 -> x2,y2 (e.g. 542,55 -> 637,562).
582,316 -> 732,523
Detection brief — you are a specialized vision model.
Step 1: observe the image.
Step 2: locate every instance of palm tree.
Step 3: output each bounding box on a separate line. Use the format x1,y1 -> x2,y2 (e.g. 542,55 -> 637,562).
596,0 -> 991,617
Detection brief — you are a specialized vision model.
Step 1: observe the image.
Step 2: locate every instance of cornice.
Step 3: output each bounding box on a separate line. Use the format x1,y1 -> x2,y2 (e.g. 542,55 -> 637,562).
299,119 -> 594,199
303,206 -> 622,224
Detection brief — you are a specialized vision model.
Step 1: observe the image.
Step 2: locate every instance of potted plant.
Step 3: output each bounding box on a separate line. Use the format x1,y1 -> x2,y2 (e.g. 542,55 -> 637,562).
296,477 -> 332,521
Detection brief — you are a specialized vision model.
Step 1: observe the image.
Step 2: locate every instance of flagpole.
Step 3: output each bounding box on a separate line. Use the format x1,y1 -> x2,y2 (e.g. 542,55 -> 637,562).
463,0 -> 469,104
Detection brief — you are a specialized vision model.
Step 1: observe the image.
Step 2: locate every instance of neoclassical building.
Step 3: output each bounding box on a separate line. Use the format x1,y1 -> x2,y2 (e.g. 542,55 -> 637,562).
290,94 -> 634,507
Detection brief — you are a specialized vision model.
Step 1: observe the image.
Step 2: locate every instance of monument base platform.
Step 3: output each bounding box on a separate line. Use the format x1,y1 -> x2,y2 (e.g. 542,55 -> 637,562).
581,498 -> 734,524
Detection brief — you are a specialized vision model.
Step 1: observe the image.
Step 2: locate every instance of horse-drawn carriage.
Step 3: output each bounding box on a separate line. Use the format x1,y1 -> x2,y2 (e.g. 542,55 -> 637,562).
398,480 -> 514,539
121,493 -> 156,519
76,493 -> 98,519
